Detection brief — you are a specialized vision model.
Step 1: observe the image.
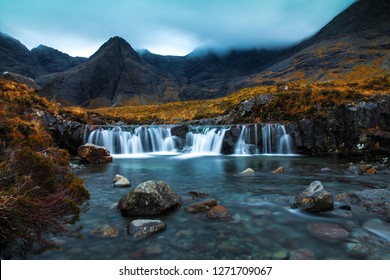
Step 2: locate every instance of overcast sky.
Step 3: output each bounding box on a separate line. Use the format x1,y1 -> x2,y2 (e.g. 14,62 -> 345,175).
0,0 -> 355,57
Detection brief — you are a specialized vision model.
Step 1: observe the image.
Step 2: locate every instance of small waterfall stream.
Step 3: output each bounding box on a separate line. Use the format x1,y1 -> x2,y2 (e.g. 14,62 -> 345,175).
85,124 -> 294,155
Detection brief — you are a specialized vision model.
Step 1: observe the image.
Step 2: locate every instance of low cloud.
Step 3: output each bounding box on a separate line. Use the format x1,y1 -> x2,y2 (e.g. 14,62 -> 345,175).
0,0 -> 356,56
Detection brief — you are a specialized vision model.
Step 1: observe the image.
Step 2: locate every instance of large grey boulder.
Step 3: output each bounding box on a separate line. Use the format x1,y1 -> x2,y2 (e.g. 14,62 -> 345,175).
118,180 -> 181,216
291,181 -> 334,212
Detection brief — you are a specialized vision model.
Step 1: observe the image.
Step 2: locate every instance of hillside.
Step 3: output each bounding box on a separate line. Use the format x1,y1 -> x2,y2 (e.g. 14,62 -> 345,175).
257,0 -> 390,82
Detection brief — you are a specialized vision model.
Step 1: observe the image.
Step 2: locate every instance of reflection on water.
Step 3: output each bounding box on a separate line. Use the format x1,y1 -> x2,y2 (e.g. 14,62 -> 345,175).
33,155 -> 390,260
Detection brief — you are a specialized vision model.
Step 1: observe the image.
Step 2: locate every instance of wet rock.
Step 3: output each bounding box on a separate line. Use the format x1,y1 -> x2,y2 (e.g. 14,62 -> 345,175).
77,143 -> 112,164
291,181 -> 334,212
207,205 -> 231,219
272,167 -> 285,174
307,223 -> 349,241
346,242 -> 370,259
337,189 -> 390,221
185,199 -> 217,213
127,219 -> 167,239
347,165 -> 363,176
170,125 -> 189,139
91,224 -> 118,237
239,168 -> 255,177
289,248 -> 316,260
118,180 -> 181,216
188,191 -> 208,198
113,174 -> 130,188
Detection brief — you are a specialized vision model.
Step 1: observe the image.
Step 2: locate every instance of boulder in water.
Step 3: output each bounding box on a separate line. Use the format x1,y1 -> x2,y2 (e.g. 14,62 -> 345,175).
272,167 -> 285,174
77,143 -> 112,164
113,174 -> 130,188
239,168 -> 255,177
291,181 -> 334,212
207,205 -> 231,219
118,180 -> 181,216
127,219 -> 167,239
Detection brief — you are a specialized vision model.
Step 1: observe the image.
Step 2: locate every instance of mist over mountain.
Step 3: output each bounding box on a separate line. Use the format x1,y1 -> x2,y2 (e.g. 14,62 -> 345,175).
1,0 -> 389,107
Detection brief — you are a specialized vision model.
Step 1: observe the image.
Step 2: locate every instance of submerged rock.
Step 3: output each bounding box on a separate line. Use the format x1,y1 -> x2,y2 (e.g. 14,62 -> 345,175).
291,181 -> 334,212
91,224 -> 118,238
336,189 -> 390,221
113,174 -> 130,188
188,191 -> 209,198
289,248 -> 316,260
207,205 -> 231,219
118,180 -> 181,216
307,223 -> 349,241
272,167 -> 285,174
127,219 -> 167,239
239,168 -> 255,177
185,199 -> 217,213
77,143 -> 112,164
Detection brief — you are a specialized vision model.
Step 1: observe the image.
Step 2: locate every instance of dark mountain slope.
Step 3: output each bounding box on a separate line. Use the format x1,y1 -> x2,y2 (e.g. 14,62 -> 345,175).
0,32 -> 44,77
31,45 -> 87,74
258,0 -> 390,82
36,37 -> 181,107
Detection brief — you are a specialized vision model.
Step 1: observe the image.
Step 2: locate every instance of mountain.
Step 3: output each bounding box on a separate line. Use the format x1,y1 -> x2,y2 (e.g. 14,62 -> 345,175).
0,32 -> 44,78
0,32 -> 86,78
31,45 -> 87,74
36,37 -> 181,107
2,0 -> 389,106
257,0 -> 390,82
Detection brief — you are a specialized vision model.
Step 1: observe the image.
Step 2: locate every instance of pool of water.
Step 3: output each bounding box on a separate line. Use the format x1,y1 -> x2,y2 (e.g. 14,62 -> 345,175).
33,155 -> 390,260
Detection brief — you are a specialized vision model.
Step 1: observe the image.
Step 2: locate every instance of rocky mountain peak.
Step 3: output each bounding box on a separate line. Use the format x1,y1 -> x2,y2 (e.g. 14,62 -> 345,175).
91,36 -> 140,61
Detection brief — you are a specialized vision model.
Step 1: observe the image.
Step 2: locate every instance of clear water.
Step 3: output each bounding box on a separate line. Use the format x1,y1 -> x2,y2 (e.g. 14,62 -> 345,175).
33,155 -> 390,260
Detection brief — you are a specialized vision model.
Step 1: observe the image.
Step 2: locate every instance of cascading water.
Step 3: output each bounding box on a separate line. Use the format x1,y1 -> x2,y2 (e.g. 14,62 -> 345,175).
85,124 -> 294,156
185,127 -> 229,154
87,126 -> 177,154
262,124 -> 293,154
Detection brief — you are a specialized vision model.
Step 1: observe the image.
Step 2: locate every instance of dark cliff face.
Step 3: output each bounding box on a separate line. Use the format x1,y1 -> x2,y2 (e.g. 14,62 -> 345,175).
36,37 -> 181,107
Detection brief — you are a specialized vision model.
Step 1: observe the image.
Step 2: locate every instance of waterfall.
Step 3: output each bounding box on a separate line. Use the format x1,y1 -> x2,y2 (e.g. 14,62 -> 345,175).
86,124 -> 294,156
262,124 -> 293,154
87,126 -> 177,154
234,125 -> 252,155
233,124 -> 293,155
186,127 -> 228,154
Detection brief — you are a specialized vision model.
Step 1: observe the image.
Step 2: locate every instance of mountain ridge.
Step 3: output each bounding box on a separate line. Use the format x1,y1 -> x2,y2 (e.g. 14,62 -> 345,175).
1,0 -> 389,107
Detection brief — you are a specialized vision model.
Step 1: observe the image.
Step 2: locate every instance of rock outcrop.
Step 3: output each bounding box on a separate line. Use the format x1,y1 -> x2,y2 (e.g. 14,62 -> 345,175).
118,180 -> 181,216
77,143 -> 113,164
